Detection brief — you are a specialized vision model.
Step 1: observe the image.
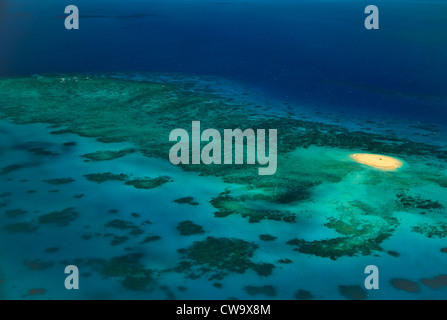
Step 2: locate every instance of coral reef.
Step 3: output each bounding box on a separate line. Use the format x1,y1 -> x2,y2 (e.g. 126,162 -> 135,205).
105,219 -> 144,236
109,235 -> 129,246
5,222 -> 39,233
25,288 -> 47,297
174,197 -> 199,206
287,210 -> 397,260
259,234 -> 277,241
84,173 -> 128,184
28,147 -> 58,156
243,285 -> 277,297
0,164 -> 23,175
412,222 -> 447,239
125,176 -> 172,190
5,208 -> 28,218
82,148 -> 135,161
177,221 -> 205,236
294,289 -> 314,300
277,258 -> 292,264
338,285 -> 367,300
99,253 -> 155,291
396,191 -> 444,211
420,275 -> 447,290
176,237 -> 274,278
140,235 -> 161,244
43,178 -> 75,185
38,207 -> 79,226
24,259 -> 54,271
210,192 -> 295,223
390,278 -> 420,293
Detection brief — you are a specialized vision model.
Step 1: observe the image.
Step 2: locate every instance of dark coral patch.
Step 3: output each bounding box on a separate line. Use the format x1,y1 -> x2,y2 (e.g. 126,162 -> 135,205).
420,275 -> 447,290
0,164 -> 23,175
294,289 -> 314,300
5,221 -> 38,233
44,247 -> 60,254
287,212 -> 397,260
28,147 -> 58,156
141,235 -> 161,244
38,207 -> 79,226
0,192 -> 12,198
277,258 -> 293,264
387,251 -> 400,257
110,235 -> 129,246
125,176 -> 171,190
259,234 -> 277,241
211,192 -> 295,223
412,223 -> 447,239
84,173 -> 128,184
82,148 -> 135,161
105,219 -> 143,237
177,221 -> 205,236
174,197 -> 199,206
390,278 -> 420,293
176,237 -> 274,278
244,285 -> 277,297
339,285 -> 367,300
100,253 -> 155,291
396,192 -> 444,211
26,288 -> 47,297
5,208 -> 28,218
43,178 -> 75,185
24,259 -> 55,271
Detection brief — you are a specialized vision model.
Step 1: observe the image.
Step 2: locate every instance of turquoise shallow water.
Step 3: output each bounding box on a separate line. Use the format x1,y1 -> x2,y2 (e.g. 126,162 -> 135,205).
0,73 -> 446,300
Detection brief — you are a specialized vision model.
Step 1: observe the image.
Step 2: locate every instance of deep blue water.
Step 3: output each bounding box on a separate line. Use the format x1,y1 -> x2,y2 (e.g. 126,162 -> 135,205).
1,0 -> 447,121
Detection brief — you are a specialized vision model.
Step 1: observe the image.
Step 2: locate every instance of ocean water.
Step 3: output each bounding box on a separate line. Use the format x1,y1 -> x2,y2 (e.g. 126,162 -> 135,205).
0,0 -> 447,300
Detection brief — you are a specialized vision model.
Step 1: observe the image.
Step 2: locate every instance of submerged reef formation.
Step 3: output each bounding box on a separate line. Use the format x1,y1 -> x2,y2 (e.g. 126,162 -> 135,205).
38,207 -> 79,227
84,172 -> 171,190
0,72 -> 446,292
0,164 -> 23,175
338,285 -> 367,300
390,278 -> 420,293
412,223 -> 447,239
174,197 -> 199,206
175,237 -> 274,279
177,221 -> 205,236
396,191 -> 445,211
84,173 -> 129,184
96,254 -> 156,291
43,178 -> 75,185
210,191 -> 296,223
105,219 -> 144,237
244,285 -> 277,297
5,221 -> 39,233
287,202 -> 398,260
125,176 -> 172,190
82,148 -> 135,161
294,289 -> 314,300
